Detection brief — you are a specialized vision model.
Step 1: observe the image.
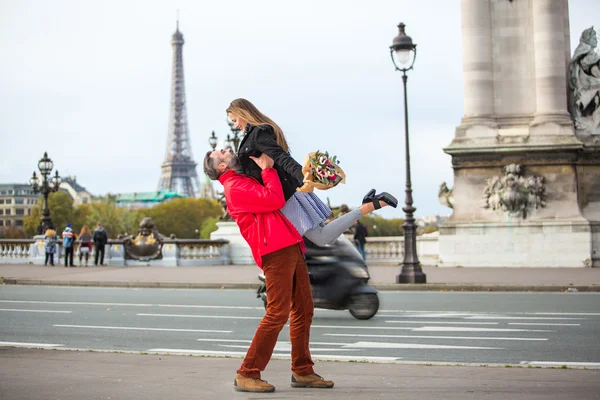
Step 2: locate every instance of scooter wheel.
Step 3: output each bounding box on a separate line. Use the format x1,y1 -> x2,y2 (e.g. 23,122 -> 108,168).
348,293 -> 379,320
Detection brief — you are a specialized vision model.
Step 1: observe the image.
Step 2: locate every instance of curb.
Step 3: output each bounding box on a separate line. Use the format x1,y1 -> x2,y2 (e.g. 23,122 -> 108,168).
2,278 -> 600,291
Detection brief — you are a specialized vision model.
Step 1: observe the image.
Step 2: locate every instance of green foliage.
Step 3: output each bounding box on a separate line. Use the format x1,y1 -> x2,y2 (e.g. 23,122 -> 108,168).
360,215 -> 405,237
142,198 -> 222,239
23,191 -> 75,236
199,216 -> 219,239
420,225 -> 439,235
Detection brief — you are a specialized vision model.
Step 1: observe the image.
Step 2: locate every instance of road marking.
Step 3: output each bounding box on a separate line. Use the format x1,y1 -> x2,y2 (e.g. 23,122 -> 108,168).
391,313 -> 482,318
521,361 -> 600,368
311,325 -> 413,330
344,341 -> 502,350
413,327 -> 553,332
218,344 -> 360,352
527,313 -> 600,316
0,341 -> 63,348
146,349 -> 400,362
136,313 -> 262,320
508,323 -> 581,326
53,324 -> 232,333
325,333 -> 547,341
385,320 -> 499,325
195,339 -> 353,346
0,308 -> 72,313
0,300 -> 263,310
466,316 -> 584,320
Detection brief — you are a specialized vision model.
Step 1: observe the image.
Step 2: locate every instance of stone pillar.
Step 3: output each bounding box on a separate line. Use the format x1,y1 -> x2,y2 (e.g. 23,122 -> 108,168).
460,0 -> 495,126
531,0 -> 572,127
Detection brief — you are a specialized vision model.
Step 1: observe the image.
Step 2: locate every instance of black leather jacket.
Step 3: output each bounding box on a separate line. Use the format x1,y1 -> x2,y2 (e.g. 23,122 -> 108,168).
237,124 -> 304,201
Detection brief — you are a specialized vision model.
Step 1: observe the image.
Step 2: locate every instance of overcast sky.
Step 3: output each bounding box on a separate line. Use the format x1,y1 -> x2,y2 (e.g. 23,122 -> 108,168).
1,0 -> 598,219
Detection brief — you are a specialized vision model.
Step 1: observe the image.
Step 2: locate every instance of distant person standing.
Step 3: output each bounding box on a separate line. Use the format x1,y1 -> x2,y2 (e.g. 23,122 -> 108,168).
93,223 -> 108,265
353,220 -> 368,260
77,225 -> 93,267
43,227 -> 57,266
61,224 -> 76,267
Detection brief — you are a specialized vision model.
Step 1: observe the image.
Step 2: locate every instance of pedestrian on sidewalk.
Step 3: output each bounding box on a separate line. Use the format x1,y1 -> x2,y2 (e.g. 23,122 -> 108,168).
353,219 -> 368,260
93,223 -> 107,266
43,227 -> 57,266
61,224 -> 76,267
77,225 -> 93,267
204,149 -> 334,393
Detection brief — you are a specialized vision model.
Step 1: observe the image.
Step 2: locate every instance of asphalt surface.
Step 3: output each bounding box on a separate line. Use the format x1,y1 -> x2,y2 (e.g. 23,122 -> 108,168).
1,264 -> 600,291
1,348 -> 599,400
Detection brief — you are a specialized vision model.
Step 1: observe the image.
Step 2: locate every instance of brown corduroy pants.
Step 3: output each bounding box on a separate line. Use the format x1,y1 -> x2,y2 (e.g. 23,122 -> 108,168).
237,244 -> 315,379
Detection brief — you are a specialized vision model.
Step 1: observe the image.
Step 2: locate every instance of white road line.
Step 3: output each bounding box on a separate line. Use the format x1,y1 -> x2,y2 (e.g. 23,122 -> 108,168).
466,316 -> 584,320
0,308 -> 71,313
521,361 -> 600,368
196,338 -> 355,346
0,341 -> 63,348
385,320 -> 499,325
53,324 -> 232,333
146,349 -> 400,362
508,323 -> 581,326
218,344 -> 359,352
527,313 -> 600,316
344,341 -> 502,350
392,313 -> 481,318
311,325 -> 413,330
136,313 -> 262,320
0,300 -> 263,310
413,327 -> 553,332
0,300 -> 154,307
324,333 -> 547,341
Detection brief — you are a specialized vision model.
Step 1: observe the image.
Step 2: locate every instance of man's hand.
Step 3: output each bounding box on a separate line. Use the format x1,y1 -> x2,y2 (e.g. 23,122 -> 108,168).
250,153 -> 274,170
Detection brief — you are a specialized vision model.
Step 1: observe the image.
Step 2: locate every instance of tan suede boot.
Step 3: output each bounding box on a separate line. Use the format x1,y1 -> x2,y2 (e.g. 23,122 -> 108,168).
291,373 -> 334,388
234,374 -> 275,393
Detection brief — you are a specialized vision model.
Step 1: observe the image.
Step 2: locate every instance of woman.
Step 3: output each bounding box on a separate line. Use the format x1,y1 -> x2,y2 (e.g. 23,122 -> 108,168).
226,98 -> 397,246
77,225 -> 93,267
44,228 -> 57,266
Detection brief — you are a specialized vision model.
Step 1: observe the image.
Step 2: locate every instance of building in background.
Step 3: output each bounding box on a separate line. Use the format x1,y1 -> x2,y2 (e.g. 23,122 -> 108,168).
115,189 -> 183,209
60,176 -> 94,206
0,184 -> 40,230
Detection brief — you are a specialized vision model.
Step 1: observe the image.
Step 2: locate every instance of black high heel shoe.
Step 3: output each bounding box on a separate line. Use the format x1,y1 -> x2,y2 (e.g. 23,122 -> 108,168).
362,191 -> 398,209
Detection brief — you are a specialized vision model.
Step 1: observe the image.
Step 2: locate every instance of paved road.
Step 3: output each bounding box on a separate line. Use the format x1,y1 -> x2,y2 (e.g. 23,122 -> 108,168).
1,286 -> 599,367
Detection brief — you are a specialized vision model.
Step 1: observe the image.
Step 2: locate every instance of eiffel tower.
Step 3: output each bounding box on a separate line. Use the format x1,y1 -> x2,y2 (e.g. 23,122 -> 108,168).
157,22 -> 213,199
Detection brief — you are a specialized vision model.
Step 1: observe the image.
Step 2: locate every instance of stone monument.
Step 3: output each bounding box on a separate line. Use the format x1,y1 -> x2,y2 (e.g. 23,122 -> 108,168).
439,0 -> 599,267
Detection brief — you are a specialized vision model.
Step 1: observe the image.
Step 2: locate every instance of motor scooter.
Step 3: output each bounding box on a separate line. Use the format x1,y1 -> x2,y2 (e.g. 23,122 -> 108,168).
256,235 -> 379,320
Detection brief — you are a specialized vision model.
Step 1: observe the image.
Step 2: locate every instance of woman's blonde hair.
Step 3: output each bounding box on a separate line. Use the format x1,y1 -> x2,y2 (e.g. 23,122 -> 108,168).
79,225 -> 91,238
226,98 -> 290,153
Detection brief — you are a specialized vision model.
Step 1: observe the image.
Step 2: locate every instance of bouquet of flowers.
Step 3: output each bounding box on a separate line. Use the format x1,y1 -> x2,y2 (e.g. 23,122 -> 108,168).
297,150 -> 346,193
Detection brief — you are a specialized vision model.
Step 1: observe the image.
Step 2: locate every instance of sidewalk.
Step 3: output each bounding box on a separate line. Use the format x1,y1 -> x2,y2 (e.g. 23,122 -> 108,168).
1,348 -> 599,400
1,263 -> 600,291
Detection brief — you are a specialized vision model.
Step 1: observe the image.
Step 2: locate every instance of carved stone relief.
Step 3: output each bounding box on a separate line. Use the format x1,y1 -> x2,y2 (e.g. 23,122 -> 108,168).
482,164 -> 546,218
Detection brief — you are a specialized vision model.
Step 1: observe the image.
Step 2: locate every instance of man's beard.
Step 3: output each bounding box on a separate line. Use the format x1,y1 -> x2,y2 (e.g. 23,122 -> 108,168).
228,154 -> 241,170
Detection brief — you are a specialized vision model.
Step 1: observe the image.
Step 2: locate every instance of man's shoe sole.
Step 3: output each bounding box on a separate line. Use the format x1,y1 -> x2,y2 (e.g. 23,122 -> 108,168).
291,382 -> 334,388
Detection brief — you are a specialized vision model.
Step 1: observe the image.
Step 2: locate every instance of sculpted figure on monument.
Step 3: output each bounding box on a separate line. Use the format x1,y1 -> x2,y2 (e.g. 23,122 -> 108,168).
123,217 -> 164,260
569,27 -> 600,133
482,165 -> 546,219
438,182 -> 454,209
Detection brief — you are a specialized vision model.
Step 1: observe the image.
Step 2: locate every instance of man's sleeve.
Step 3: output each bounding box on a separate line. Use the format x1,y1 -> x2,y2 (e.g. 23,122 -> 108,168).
228,168 -> 286,213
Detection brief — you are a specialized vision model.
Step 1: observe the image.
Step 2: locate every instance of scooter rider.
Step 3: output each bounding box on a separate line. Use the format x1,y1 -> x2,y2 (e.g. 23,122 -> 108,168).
203,148 -> 334,393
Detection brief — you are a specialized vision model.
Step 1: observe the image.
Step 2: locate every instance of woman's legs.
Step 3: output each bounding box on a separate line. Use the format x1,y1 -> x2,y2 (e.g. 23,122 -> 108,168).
303,200 -> 391,246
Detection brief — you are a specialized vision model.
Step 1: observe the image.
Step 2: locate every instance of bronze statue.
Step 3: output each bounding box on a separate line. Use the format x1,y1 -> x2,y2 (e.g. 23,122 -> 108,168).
123,217 -> 164,260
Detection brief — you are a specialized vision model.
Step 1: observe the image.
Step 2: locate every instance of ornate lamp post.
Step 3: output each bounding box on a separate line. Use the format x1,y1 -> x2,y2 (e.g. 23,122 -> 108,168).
30,152 -> 62,235
226,120 -> 242,153
390,22 -> 426,283
208,130 -> 218,151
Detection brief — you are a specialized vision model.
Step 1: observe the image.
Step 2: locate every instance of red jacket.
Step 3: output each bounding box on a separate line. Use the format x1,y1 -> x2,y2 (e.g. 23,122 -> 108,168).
218,168 -> 305,268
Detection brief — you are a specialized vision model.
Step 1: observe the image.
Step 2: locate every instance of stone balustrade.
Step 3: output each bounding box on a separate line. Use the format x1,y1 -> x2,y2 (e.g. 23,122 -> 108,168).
350,232 -> 440,266
0,237 -> 231,266
0,233 -> 440,266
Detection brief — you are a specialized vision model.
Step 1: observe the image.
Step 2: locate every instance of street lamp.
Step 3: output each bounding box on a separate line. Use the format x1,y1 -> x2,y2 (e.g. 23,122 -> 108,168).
30,152 -> 62,235
208,130 -> 218,151
390,22 -> 426,283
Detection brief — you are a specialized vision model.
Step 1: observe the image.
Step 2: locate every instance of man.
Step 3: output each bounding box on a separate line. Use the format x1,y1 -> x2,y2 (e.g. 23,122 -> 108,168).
61,223 -> 76,267
92,223 -> 108,265
203,148 -> 334,393
353,219 -> 368,260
